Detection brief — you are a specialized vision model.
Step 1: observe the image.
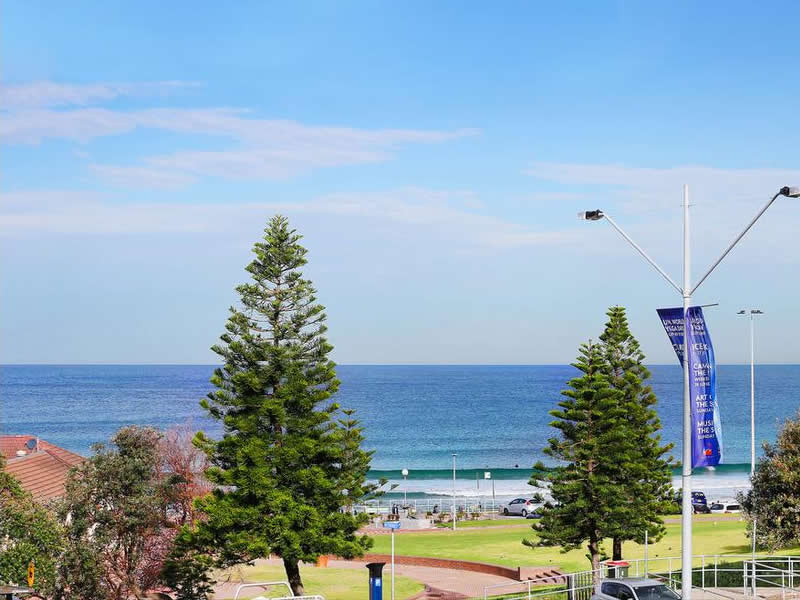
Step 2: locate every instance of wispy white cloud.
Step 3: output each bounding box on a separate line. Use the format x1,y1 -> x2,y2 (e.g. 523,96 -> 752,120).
526,162 -> 800,212
0,188 -> 575,248
2,85 -> 478,184
524,161 -> 800,271
0,80 -> 200,109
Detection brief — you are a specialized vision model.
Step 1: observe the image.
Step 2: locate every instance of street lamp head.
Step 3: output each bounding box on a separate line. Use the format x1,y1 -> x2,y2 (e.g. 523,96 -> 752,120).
578,209 -> 605,221
401,468 -> 408,477
737,310 -> 746,314
752,309 -> 764,314
780,186 -> 800,198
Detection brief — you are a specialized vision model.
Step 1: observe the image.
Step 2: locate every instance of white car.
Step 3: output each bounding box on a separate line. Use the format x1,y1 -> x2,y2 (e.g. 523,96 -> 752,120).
502,497 -> 541,517
709,500 -> 741,514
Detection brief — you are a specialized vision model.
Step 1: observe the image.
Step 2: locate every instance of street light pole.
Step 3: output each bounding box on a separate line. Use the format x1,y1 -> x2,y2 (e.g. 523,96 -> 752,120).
452,454 -> 457,531
680,186 -> 692,596
578,185 -> 798,599
402,468 -> 409,507
738,309 -> 763,476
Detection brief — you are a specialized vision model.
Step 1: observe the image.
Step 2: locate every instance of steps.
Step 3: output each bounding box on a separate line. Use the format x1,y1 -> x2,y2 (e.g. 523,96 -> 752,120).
408,584 -> 469,600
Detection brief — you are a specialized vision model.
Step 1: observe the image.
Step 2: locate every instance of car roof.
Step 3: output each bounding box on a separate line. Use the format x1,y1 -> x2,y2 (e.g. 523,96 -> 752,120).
602,578 -> 667,587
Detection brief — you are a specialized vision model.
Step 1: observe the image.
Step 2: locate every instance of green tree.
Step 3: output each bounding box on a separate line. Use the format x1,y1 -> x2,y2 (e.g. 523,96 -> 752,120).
0,458 -> 63,596
193,215 -> 372,595
161,536 -> 215,600
527,341 -> 629,578
598,306 -> 674,560
739,410 -> 800,551
55,426 -> 177,600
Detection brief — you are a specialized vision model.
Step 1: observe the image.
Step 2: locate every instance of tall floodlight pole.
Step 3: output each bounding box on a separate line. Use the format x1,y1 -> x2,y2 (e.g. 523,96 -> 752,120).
452,454 -> 457,531
579,185 -> 799,599
681,186 -> 692,594
737,309 -> 764,476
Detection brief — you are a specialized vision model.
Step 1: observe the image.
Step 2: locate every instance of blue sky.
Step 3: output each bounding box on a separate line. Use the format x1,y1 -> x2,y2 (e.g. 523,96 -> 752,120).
3,1 -> 800,364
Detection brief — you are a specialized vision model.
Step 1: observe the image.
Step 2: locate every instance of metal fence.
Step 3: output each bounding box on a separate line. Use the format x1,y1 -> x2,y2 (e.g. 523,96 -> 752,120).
232,581 -> 326,600
617,554 -> 800,591
352,498 -> 506,517
478,555 -> 800,600
480,569 -> 596,600
742,559 -> 800,599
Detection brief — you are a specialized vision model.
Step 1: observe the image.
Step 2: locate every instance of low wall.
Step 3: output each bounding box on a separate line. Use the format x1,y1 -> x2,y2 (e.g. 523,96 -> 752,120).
342,554 -> 563,583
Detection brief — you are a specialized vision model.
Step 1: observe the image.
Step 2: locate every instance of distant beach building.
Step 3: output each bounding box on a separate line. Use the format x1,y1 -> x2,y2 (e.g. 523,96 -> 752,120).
1,435 -> 84,502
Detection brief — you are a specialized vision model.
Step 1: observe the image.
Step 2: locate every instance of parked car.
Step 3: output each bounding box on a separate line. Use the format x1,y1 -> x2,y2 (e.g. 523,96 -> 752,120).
673,490 -> 710,513
709,501 -> 741,514
591,578 -> 680,600
502,498 -> 541,517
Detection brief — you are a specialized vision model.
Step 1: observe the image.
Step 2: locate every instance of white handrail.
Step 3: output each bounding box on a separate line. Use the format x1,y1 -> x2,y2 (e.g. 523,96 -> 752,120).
233,581 -> 294,600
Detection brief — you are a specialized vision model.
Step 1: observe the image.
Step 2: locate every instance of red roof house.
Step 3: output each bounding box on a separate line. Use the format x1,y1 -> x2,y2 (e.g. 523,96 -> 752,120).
1,435 -> 84,502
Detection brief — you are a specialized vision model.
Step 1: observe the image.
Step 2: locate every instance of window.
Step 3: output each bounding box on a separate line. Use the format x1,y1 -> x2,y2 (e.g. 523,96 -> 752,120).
726,504 -> 740,511
617,585 -> 634,600
710,503 -> 724,510
601,583 -> 621,597
634,584 -> 680,600
601,583 -> 639,600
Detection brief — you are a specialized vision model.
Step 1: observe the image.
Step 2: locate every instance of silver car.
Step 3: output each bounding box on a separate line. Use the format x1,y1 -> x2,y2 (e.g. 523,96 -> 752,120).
591,579 -> 681,600
502,497 -> 540,517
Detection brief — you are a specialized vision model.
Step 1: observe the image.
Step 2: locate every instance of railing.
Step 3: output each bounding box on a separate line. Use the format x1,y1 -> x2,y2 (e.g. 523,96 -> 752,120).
352,498 -> 505,516
478,555 -> 800,600
743,560 -> 800,599
480,569 -> 595,600
618,555 -> 800,592
232,581 -> 326,600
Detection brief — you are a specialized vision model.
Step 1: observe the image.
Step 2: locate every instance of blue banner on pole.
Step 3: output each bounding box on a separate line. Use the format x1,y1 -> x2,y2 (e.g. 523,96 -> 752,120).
656,306 -> 723,468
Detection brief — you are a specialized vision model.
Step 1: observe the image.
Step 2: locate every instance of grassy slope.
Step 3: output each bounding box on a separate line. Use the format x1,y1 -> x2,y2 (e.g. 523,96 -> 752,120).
235,564 -> 423,600
369,519 -> 778,572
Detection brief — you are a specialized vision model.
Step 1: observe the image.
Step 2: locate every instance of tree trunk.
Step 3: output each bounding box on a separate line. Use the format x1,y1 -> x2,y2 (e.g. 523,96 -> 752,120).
283,557 -> 305,596
613,537 -> 623,561
588,538 -> 601,590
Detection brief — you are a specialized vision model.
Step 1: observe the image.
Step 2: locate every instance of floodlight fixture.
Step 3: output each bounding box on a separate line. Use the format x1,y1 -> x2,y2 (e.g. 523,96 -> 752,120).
578,209 -> 604,221
780,186 -> 800,198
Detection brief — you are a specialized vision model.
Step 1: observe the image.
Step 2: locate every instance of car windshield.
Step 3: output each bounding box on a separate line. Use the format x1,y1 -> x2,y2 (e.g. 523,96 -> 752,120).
634,584 -> 681,600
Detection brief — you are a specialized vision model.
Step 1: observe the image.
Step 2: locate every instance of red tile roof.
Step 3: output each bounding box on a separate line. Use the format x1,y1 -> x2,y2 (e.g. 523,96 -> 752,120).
1,435 -> 84,502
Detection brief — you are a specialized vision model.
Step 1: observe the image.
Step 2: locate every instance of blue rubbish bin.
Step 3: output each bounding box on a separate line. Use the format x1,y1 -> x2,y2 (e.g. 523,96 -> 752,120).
366,562 -> 385,600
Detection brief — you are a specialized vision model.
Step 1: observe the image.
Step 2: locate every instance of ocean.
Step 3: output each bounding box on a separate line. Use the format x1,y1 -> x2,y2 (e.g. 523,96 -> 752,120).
4,364 -> 799,502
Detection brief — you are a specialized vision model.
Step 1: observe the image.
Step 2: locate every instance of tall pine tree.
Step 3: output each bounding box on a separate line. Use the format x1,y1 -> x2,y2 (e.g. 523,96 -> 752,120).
598,306 -> 674,560
528,341 -> 629,578
738,410 -> 800,551
192,215 -> 372,595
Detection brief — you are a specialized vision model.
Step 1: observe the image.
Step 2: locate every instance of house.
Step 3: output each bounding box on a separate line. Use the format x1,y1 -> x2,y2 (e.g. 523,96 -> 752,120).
1,435 -> 84,502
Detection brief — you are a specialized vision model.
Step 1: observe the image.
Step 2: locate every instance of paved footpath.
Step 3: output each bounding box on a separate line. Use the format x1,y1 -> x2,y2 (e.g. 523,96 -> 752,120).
212,558 -> 518,599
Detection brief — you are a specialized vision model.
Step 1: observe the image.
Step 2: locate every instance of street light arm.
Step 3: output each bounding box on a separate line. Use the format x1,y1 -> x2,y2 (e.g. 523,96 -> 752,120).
691,192 -> 781,294
603,213 -> 684,295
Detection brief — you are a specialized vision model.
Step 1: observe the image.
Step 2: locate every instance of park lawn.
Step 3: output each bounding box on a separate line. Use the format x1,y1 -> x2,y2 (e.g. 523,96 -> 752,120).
232,564 -> 423,600
370,519 -> 769,572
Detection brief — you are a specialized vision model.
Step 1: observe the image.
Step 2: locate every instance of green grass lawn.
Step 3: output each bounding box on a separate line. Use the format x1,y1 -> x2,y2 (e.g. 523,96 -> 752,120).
370,518 -> 782,572
231,564 -> 422,600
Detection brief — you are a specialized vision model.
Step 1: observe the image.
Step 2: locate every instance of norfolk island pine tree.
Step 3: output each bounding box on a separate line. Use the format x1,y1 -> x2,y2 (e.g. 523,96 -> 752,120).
739,409 -> 800,551
598,306 -> 674,560
527,340 -> 631,581
191,215 -> 373,595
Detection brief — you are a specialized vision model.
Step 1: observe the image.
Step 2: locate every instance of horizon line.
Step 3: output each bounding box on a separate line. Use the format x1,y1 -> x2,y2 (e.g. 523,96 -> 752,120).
3,362 -> 800,367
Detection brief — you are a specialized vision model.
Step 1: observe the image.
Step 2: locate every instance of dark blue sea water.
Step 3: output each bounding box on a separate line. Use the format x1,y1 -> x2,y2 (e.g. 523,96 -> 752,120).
3,364 -> 798,497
